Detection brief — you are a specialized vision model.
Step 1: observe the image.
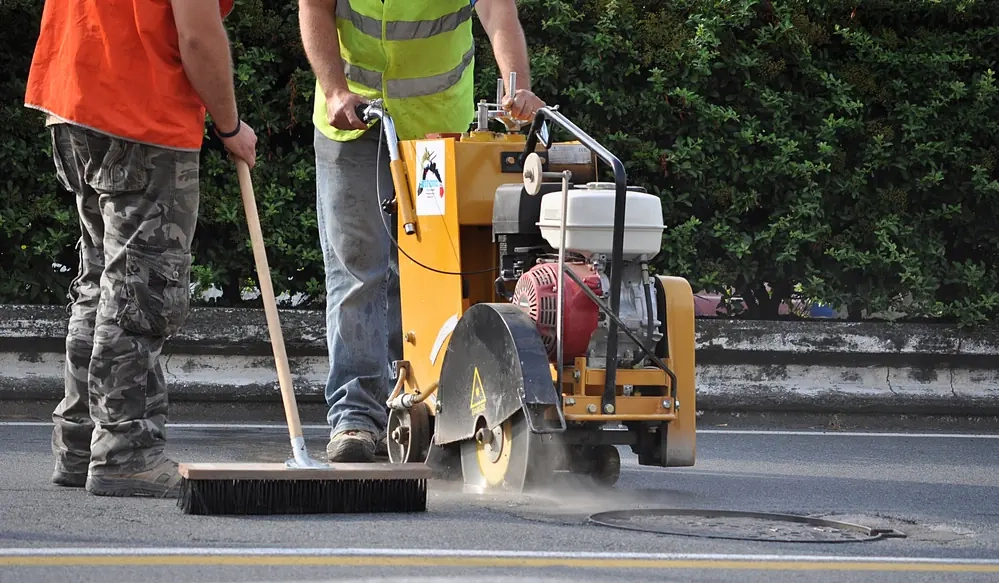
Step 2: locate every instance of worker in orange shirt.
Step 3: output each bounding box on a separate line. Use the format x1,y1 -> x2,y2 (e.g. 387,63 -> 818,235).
24,0 -> 258,498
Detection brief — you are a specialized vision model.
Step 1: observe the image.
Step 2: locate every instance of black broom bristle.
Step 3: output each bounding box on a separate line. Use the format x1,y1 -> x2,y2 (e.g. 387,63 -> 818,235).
176,477 -> 428,515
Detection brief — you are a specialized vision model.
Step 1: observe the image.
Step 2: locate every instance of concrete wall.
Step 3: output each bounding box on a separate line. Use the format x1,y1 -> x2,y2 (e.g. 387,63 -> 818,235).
2,304 -> 997,415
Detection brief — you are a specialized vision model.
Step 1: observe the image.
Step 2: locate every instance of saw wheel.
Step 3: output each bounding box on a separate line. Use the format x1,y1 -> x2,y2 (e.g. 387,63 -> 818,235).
459,409 -> 551,493
386,401 -> 431,464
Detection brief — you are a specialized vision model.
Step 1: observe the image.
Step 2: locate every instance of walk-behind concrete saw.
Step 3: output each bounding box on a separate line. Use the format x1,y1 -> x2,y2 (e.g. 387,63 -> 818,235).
358,74 -> 697,493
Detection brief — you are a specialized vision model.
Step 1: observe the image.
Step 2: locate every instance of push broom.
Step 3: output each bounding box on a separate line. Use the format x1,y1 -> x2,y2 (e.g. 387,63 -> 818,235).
176,157 -> 431,515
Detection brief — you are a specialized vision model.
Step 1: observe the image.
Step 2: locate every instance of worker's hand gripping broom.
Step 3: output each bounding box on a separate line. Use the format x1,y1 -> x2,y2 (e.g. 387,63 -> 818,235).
175,158 -> 431,516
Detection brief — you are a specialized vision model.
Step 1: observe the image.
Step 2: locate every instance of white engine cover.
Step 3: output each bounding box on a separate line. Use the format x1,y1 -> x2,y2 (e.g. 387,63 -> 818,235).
537,182 -> 665,259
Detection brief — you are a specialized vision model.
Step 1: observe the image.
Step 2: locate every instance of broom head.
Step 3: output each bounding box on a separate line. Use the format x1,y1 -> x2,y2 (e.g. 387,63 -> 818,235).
176,462 -> 433,515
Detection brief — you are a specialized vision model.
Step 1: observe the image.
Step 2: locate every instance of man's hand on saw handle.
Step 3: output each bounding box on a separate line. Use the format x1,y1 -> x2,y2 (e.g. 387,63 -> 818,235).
503,88 -> 545,122
323,84 -> 546,130
327,88 -> 369,131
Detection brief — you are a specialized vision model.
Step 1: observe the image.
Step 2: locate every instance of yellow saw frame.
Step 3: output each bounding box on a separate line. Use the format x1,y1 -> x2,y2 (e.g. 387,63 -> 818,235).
357,78 -> 696,492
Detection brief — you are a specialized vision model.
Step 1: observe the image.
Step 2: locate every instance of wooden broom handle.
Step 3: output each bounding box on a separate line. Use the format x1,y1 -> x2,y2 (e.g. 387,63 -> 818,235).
235,158 -> 304,442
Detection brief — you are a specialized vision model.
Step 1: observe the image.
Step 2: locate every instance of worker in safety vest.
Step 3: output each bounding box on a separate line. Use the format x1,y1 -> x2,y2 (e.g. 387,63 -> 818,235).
299,0 -> 546,462
24,0 -> 258,497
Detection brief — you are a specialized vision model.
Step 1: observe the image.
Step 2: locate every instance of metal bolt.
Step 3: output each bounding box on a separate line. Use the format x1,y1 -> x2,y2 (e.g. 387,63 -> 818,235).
506,156 -> 516,165
675,400 -> 680,410
565,397 -> 576,406
604,404 -> 615,414
436,401 -> 443,413
587,404 -> 597,413
392,426 -> 410,444
572,370 -> 581,381
475,428 -> 493,444
405,331 -> 416,344
662,399 -> 671,409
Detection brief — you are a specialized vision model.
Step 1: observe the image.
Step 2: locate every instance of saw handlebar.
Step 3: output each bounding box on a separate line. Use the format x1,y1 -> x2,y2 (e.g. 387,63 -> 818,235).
355,100 -> 417,235
520,106 -> 635,413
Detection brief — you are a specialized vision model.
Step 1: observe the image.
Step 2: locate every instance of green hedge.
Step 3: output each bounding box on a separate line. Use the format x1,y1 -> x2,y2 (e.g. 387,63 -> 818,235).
3,0 -> 999,326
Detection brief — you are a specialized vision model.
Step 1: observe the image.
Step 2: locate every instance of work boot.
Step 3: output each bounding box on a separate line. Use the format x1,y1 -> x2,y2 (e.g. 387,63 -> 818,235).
376,433 -> 388,459
51,467 -> 88,488
327,430 -> 376,462
51,455 -> 89,487
85,457 -> 182,498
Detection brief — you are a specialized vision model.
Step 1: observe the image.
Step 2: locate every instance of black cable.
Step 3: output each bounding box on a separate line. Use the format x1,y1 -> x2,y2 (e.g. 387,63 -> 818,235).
374,120 -> 498,277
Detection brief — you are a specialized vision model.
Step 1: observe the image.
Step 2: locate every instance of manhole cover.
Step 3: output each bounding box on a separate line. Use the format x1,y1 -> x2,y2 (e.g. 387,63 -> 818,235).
588,509 -> 906,543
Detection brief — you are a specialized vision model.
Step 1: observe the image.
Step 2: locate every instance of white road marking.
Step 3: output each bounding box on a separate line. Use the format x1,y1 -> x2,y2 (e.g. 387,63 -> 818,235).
1,547 -> 998,565
695,429 -> 999,439
3,421 -> 997,438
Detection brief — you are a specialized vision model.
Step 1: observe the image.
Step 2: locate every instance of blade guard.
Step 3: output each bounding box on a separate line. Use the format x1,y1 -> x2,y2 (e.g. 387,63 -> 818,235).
433,303 -> 564,445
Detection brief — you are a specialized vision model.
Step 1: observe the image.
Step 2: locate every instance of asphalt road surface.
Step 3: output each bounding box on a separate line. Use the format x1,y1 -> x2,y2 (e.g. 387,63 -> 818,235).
1,419 -> 998,583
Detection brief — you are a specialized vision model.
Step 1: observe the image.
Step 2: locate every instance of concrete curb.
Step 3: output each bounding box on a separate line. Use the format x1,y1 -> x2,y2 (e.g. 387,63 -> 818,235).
2,304 -> 998,416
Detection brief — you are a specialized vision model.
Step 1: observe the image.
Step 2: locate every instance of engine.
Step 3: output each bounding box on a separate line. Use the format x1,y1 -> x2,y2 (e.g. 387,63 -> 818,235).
510,262 -> 601,361
493,181 -> 666,368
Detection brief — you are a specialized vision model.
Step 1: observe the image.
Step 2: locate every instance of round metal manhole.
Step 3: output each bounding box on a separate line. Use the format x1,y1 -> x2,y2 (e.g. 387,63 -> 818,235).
588,509 -> 907,543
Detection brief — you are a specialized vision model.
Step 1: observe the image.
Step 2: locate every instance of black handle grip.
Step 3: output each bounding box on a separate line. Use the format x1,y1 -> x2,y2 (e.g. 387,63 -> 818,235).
354,102 -> 369,122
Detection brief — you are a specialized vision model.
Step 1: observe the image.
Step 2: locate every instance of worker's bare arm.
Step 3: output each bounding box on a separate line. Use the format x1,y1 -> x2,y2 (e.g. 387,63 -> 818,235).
474,0 -> 544,119
475,0 -> 531,91
170,0 -> 240,133
170,0 -> 257,166
298,0 -> 348,98
298,0 -> 366,130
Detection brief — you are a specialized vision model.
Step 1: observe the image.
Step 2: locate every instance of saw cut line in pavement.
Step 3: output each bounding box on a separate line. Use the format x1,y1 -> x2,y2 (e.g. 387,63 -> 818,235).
587,509 -> 908,543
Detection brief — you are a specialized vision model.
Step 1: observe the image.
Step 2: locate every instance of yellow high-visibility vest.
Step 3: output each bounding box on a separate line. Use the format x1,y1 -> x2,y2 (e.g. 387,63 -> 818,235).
312,0 -> 477,142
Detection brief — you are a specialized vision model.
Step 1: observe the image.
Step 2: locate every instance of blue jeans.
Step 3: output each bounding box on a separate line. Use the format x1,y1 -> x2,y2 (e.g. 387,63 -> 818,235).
314,127 -> 402,439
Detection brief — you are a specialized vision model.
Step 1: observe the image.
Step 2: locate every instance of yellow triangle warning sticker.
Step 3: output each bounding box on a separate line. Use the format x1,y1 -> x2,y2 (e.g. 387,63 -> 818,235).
469,367 -> 486,413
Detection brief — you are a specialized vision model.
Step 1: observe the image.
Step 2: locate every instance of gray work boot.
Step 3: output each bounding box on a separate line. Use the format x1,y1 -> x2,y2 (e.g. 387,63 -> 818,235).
327,430 -> 376,462
52,456 -> 89,487
85,457 -> 182,498
52,467 -> 88,488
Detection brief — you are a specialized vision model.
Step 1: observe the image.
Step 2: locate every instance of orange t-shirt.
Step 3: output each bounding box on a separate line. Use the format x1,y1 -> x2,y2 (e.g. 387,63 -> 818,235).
24,0 -> 235,152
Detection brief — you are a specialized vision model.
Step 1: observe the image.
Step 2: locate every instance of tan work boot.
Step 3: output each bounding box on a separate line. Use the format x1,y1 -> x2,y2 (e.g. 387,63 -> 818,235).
327,430 -> 376,462
85,457 -> 182,498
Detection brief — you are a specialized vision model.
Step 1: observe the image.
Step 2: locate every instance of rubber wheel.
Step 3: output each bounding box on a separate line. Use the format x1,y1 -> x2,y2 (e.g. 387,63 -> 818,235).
591,445 -> 621,487
566,444 -> 621,487
386,401 -> 431,464
459,409 -> 552,493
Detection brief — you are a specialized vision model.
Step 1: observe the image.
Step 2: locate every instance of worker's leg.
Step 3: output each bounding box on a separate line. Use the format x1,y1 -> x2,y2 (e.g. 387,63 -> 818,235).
67,125 -> 199,498
50,123 -> 102,488
314,127 -> 395,462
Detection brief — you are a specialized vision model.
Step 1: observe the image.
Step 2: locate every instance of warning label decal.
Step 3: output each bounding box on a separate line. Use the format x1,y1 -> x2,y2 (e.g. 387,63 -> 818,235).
415,140 -> 446,216
469,367 -> 486,414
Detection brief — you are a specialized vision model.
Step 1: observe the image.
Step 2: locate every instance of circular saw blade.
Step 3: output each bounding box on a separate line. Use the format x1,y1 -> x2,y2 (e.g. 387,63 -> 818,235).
459,410 -> 551,494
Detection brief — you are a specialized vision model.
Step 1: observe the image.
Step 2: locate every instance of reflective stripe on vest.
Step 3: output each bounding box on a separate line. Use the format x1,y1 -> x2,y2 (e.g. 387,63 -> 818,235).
342,47 -> 474,99
336,0 -> 473,43
313,0 -> 476,142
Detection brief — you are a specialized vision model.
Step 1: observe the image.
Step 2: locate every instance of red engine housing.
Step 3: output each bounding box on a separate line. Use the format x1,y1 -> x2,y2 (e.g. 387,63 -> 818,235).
511,262 -> 602,362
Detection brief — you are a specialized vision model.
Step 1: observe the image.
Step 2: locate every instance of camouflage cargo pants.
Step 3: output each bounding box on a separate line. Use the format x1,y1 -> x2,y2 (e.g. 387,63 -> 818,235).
49,123 -> 199,478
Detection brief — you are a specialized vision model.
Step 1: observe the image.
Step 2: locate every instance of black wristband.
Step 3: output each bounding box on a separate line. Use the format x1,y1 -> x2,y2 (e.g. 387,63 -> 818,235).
213,120 -> 241,138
